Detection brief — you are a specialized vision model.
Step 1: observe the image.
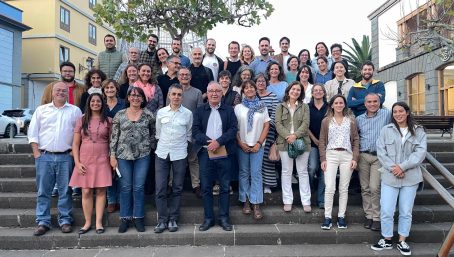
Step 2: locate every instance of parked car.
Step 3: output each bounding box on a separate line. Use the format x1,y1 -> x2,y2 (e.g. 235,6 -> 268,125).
2,109 -> 34,135
0,114 -> 19,138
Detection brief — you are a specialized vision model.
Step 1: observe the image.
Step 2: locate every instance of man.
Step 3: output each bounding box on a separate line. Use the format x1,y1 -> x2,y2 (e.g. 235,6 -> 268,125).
347,61 -> 386,116
41,62 -> 85,107
224,41 -> 242,77
94,34 -> 125,79
329,43 -> 349,72
202,38 -> 224,82
157,55 -> 181,106
189,47 -> 214,99
356,93 -> 391,231
114,47 -> 140,84
171,38 -> 191,68
250,37 -> 274,75
272,37 -> 295,71
28,82 -> 82,236
154,84 -> 193,233
138,34 -> 159,66
193,81 -> 238,232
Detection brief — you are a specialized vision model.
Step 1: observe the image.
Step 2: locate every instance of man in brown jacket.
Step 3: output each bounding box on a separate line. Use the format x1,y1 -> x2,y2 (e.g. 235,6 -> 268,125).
41,62 -> 85,107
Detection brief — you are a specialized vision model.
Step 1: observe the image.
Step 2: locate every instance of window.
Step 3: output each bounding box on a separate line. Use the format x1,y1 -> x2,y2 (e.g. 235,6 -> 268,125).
440,64 -> 454,115
59,46 -> 70,63
60,7 -> 70,32
89,0 -> 97,9
407,74 -> 426,115
89,23 -> 97,45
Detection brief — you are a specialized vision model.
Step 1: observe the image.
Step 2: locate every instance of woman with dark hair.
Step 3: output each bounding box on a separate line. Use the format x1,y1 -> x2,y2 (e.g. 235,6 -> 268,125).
314,56 -> 333,85
255,73 -> 279,194
69,93 -> 112,234
231,65 -> 254,95
371,102 -> 426,255
324,61 -> 354,100
266,62 -> 288,101
110,86 -> 156,233
240,45 -> 255,65
275,81 -> 312,213
311,42 -> 333,73
296,65 -> 315,104
285,56 -> 300,83
219,70 -> 241,106
119,64 -> 138,100
80,69 -> 107,113
235,80 -> 270,220
155,47 -> 169,75
298,49 -> 312,68
134,63 -> 163,114
319,94 -> 359,230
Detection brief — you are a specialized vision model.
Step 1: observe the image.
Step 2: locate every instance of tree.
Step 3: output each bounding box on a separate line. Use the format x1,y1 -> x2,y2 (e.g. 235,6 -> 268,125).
93,0 -> 274,42
342,35 -> 372,82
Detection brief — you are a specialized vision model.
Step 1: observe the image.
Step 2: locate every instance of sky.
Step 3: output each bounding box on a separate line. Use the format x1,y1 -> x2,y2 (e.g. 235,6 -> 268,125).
207,0 -> 389,58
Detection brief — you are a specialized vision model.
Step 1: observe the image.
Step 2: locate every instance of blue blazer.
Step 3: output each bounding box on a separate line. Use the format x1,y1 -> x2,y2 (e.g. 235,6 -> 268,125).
192,103 -> 238,155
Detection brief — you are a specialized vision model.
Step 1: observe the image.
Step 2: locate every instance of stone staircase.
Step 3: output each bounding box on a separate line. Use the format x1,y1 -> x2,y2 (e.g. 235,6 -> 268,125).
0,138 -> 453,256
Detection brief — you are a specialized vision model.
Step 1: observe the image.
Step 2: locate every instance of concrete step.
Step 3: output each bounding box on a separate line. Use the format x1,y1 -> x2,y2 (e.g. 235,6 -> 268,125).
425,152 -> 453,163
428,141 -> 454,152
0,223 -> 450,250
1,204 -> 452,228
0,165 -> 35,178
0,154 -> 34,165
424,163 -> 454,176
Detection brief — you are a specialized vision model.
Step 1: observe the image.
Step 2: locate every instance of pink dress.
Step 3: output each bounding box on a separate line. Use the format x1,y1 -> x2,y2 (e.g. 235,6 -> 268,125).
69,116 -> 113,188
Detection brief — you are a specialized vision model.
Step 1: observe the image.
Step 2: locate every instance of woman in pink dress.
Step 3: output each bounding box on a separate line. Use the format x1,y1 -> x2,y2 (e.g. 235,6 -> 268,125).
69,93 -> 112,234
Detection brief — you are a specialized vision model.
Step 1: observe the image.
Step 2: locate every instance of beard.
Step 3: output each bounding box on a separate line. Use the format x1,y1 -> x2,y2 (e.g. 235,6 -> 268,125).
61,76 -> 74,82
362,73 -> 372,81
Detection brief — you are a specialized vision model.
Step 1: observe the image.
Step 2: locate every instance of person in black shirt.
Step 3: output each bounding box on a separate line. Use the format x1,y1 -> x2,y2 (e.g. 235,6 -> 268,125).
189,47 -> 214,100
157,55 -> 181,105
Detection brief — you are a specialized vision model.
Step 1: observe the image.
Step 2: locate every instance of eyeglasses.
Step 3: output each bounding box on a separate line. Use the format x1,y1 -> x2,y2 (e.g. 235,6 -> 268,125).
129,94 -> 142,98
207,90 -> 222,94
61,70 -> 74,73
171,61 -> 181,65
171,92 -> 182,96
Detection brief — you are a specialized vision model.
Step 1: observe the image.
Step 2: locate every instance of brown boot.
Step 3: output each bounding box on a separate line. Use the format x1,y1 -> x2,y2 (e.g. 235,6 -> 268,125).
242,199 -> 251,214
253,204 -> 263,220
107,203 -> 116,213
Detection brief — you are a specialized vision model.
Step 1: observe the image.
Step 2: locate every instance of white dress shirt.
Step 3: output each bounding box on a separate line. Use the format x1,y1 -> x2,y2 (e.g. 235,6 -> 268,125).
206,104 -> 222,140
28,102 -> 82,152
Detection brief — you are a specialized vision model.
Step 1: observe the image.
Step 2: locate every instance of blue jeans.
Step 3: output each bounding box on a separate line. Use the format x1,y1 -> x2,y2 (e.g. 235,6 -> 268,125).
237,146 -> 264,204
155,155 -> 187,223
118,155 -> 150,218
198,150 -> 231,222
308,147 -> 325,205
380,183 -> 418,238
107,176 -> 120,204
35,152 -> 73,227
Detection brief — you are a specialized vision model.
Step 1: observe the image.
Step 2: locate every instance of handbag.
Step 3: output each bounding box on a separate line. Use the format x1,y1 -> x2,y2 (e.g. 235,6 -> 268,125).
287,138 -> 306,159
268,143 -> 280,161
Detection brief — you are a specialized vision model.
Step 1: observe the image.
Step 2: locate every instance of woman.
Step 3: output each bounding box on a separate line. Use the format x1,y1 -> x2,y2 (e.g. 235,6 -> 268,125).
240,45 -> 255,65
235,80 -> 270,220
285,56 -> 300,84
275,81 -> 312,213
134,63 -> 163,114
69,93 -> 112,234
80,69 -> 107,113
296,65 -> 315,104
219,70 -> 241,106
119,64 -> 138,100
266,62 -> 288,101
371,102 -> 426,255
298,49 -> 312,68
110,86 -> 156,233
102,79 -> 125,213
311,42 -> 333,73
231,65 -> 254,95
314,56 -> 333,85
324,61 -> 354,100
255,73 -> 279,194
155,47 -> 169,75
319,94 -> 359,230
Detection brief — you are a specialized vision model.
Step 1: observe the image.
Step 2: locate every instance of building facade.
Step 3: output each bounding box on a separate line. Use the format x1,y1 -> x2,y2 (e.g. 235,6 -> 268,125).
0,1 -> 30,111
7,0 -> 115,109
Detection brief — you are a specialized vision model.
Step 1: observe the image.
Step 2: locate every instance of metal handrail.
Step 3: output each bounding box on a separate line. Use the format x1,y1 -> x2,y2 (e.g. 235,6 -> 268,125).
421,167 -> 454,209
426,152 -> 454,186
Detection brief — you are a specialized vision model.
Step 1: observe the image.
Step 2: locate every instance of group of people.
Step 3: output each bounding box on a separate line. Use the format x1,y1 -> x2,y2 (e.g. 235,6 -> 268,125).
28,33 -> 427,256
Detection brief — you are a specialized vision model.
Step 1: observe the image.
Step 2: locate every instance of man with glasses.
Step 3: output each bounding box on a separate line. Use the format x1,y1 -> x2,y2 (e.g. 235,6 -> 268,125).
139,34 -> 159,67
114,47 -> 140,84
158,55 -> 181,106
193,81 -> 237,232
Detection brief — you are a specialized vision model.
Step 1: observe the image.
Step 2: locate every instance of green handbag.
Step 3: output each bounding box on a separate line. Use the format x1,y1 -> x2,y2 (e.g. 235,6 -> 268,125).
288,138 -> 306,159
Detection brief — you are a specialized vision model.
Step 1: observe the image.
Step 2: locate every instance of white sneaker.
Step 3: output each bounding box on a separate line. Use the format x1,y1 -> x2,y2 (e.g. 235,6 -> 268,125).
397,241 -> 411,256
263,186 -> 272,194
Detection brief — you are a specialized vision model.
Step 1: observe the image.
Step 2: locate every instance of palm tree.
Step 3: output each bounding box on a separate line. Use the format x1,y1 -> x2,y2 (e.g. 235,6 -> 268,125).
343,35 -> 372,82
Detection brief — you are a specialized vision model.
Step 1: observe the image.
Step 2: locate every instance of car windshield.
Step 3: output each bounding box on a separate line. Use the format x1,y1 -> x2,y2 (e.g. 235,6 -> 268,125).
2,110 -> 25,117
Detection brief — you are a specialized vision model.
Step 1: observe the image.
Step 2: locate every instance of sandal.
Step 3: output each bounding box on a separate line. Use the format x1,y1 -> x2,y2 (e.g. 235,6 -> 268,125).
242,199 -> 251,215
253,204 -> 263,220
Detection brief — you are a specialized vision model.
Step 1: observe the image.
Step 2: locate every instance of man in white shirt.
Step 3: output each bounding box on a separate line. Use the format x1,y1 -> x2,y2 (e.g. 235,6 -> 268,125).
28,82 -> 82,236
154,84 -> 193,234
202,38 -> 224,82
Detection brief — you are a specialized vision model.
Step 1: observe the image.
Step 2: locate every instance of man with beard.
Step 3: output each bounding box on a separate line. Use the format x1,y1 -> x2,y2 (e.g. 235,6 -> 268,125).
94,34 -> 124,79
202,38 -> 224,82
347,61 -> 386,116
250,37 -> 274,75
189,47 -> 214,99
272,37 -> 295,72
171,38 -> 191,68
224,41 -> 242,77
139,34 -> 159,66
114,47 -> 140,85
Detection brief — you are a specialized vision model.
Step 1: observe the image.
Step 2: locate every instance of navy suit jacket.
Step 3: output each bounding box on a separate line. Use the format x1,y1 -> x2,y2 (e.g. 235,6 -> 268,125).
192,103 -> 238,155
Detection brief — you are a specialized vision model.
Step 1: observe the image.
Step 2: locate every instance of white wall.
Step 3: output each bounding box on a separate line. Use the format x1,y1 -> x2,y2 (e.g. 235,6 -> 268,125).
384,81 -> 397,109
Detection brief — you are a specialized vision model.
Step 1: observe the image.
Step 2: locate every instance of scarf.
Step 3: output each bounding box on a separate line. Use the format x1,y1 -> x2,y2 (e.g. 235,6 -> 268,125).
133,80 -> 156,102
242,96 -> 266,132
88,87 -> 102,95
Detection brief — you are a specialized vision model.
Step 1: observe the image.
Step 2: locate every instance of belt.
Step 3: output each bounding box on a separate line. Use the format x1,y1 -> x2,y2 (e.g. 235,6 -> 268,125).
40,149 -> 71,154
360,150 -> 377,156
333,148 -> 347,151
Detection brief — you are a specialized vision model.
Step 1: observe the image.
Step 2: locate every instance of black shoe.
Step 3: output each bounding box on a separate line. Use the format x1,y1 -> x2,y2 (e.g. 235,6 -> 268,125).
219,220 -> 233,231
318,203 -> 325,209
60,224 -> 72,233
199,220 -> 215,231
154,222 -> 167,233
168,220 -> 178,232
118,219 -> 130,233
364,218 -> 373,229
134,218 -> 145,232
96,228 -> 105,234
193,186 -> 202,198
72,187 -> 81,197
371,220 -> 381,231
78,227 -> 92,234
51,188 -> 58,197
371,238 -> 393,251
166,186 -> 172,195
33,225 -> 50,236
